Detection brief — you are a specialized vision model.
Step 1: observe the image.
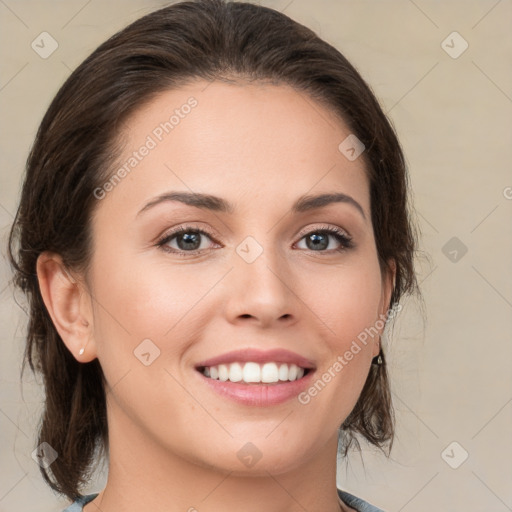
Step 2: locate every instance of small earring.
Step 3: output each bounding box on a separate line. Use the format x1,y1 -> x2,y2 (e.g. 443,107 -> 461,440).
372,341 -> 383,365
79,347 -> 85,355
372,354 -> 383,365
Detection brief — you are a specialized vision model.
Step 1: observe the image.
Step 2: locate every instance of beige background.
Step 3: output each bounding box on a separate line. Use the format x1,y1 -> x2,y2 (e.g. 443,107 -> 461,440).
1,0 -> 511,511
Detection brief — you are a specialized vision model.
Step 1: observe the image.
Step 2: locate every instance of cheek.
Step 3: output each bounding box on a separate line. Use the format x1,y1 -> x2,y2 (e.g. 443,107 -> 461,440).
298,257 -> 383,405
303,258 -> 384,345
88,246 -> 225,392
90,247 -> 207,337
87,250 -> 202,421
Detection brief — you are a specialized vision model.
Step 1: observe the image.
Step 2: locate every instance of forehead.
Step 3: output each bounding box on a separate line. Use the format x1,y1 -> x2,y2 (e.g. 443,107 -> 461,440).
101,79 -> 370,218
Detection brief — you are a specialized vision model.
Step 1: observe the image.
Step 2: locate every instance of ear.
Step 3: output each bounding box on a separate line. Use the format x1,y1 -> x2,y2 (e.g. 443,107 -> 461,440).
36,252 -> 97,362
380,258 -> 396,315
373,258 -> 397,357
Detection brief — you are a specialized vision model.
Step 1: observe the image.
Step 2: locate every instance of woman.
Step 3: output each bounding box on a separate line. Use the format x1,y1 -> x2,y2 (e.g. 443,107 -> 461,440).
8,1 -> 419,511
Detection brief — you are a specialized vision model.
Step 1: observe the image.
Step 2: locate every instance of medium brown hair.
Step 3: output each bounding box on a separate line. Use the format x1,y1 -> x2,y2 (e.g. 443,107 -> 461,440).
8,0 -> 419,501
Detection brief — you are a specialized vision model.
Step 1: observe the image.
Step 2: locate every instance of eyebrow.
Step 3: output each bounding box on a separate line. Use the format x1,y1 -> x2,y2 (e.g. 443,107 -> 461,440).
137,191 -> 366,220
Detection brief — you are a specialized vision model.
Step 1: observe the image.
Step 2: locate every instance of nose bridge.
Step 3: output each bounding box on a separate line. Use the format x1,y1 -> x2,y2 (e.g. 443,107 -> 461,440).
225,233 -> 297,324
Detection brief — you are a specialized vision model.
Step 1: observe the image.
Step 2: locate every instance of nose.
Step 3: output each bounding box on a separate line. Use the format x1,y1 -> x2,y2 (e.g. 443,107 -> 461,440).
221,242 -> 299,328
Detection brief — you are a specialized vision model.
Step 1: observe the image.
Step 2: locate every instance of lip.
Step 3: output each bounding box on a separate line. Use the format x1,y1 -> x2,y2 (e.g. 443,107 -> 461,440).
194,348 -> 316,370
195,367 -> 316,407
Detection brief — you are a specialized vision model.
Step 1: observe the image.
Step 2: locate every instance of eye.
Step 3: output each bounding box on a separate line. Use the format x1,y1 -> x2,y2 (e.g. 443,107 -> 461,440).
156,224 -> 354,256
156,225 -> 219,256
295,225 -> 353,253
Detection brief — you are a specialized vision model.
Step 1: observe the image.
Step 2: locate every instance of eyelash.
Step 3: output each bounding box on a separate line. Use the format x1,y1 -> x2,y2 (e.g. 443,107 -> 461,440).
156,224 -> 354,257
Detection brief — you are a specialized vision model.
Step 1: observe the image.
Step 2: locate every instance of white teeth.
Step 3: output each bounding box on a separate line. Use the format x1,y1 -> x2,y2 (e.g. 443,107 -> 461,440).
288,364 -> 298,381
243,362 -> 261,383
278,363 -> 288,381
261,362 -> 279,383
228,362 -> 243,382
218,364 -> 229,381
200,362 -> 308,383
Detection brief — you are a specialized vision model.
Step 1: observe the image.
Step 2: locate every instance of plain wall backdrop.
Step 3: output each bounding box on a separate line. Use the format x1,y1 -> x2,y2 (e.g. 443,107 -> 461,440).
1,1 -> 511,511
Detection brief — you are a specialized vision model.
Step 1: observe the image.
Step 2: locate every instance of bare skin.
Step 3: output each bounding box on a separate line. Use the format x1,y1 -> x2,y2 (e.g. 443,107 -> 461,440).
38,80 -> 394,512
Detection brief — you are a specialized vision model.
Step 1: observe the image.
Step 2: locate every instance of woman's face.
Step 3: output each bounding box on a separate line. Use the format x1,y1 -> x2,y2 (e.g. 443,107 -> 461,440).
83,80 -> 393,475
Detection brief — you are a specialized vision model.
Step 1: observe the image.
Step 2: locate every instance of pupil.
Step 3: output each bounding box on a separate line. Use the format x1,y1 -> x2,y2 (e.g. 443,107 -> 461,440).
179,232 -> 200,250
308,233 -> 328,250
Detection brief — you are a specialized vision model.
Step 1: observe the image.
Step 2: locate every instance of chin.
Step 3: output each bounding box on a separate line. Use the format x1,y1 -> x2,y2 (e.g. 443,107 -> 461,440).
195,438 -> 314,476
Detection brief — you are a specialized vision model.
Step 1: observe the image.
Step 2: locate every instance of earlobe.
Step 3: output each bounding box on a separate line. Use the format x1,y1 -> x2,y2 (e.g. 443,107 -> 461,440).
36,252 -> 96,362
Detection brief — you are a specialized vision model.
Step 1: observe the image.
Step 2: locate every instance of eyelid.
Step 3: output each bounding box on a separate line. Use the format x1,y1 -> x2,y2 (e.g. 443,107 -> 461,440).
295,223 -> 352,240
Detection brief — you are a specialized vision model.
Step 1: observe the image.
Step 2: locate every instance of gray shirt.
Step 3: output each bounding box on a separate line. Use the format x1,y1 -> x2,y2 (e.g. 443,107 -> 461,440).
61,489 -> 385,512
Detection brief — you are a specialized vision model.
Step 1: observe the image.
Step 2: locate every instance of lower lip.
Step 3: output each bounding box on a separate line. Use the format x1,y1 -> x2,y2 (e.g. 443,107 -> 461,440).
196,369 -> 315,407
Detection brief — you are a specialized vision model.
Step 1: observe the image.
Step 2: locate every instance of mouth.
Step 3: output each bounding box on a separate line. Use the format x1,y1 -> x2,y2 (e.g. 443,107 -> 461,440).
196,361 -> 313,385
193,348 -> 316,406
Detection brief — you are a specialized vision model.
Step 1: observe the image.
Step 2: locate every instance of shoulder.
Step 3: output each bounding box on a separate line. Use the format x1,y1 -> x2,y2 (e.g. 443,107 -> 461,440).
337,488 -> 387,512
60,493 -> 99,512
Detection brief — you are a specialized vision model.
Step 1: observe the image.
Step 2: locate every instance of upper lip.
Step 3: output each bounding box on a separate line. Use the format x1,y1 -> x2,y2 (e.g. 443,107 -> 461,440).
195,348 -> 316,370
